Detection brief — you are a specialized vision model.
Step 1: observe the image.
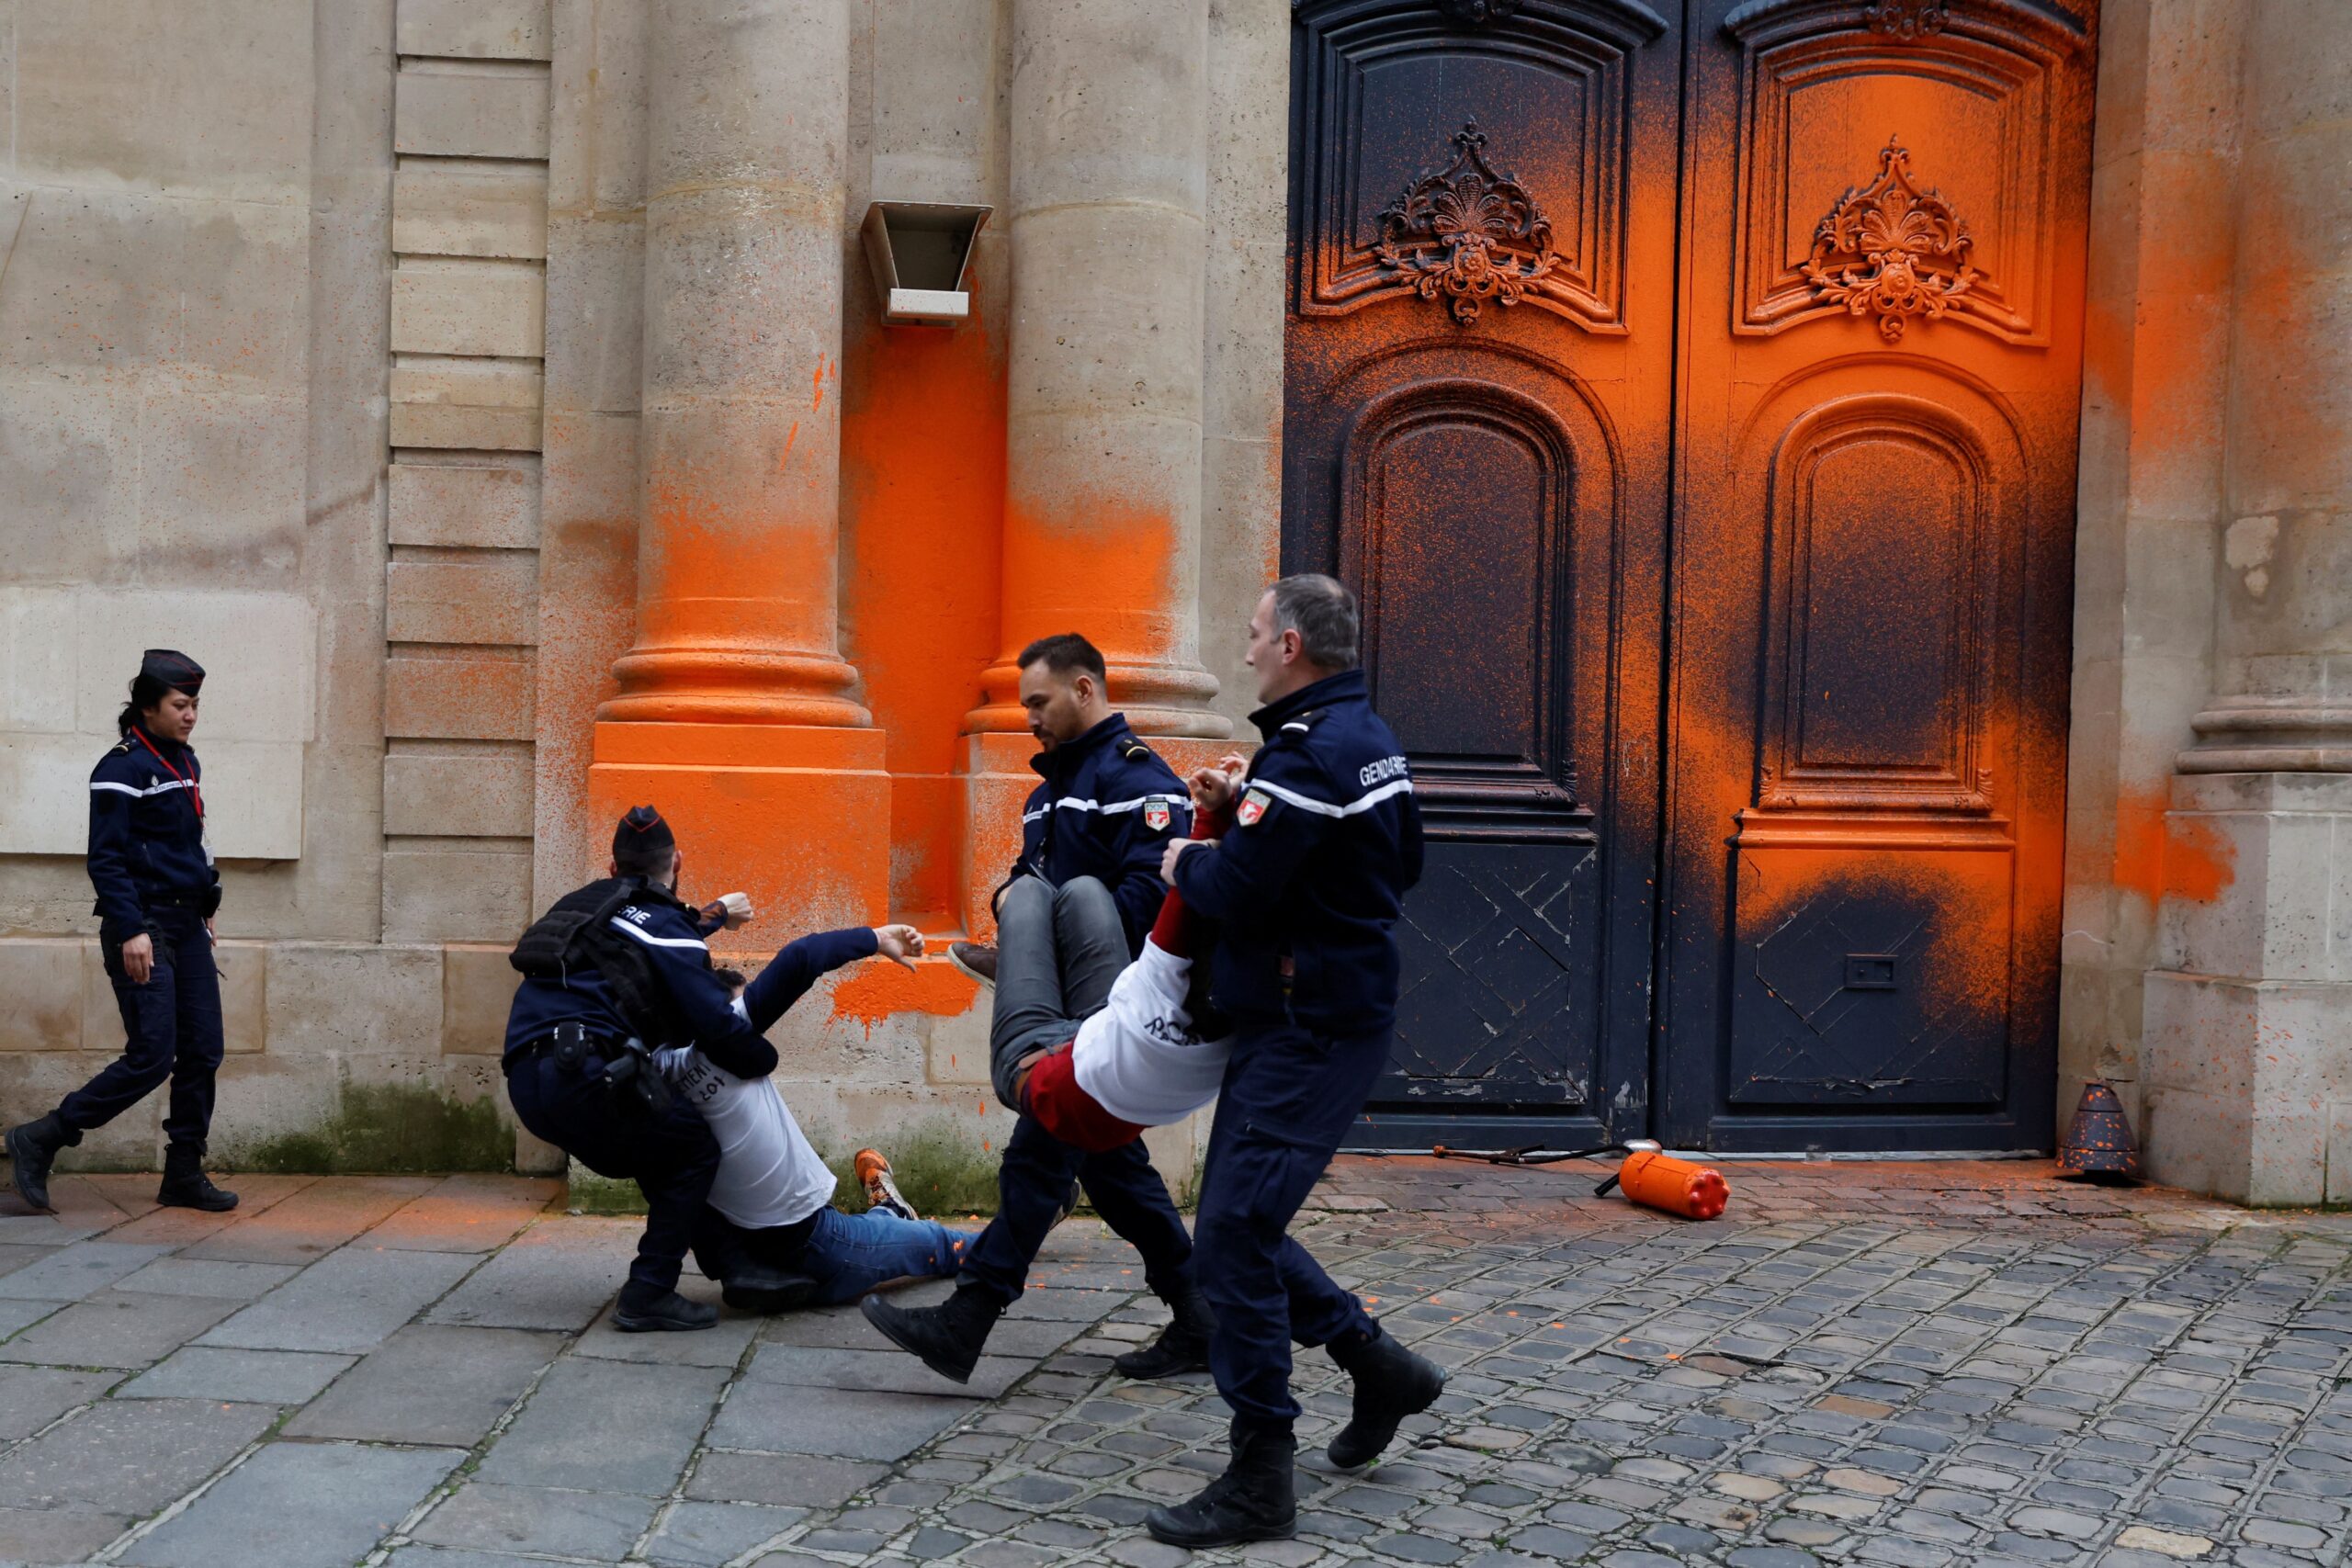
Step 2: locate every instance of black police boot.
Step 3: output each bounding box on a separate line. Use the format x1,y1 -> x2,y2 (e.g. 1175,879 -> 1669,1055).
1114,1280 -> 1215,1379
1326,1325 -> 1447,1470
721,1263 -> 819,1314
861,1283 -> 1001,1383
155,1143 -> 239,1212
614,1284 -> 720,1333
1144,1417 -> 1297,1547
5,1111 -> 77,1213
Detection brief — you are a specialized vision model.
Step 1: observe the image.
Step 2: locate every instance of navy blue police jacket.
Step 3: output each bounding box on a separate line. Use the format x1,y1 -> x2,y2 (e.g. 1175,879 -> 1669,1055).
503,891 -> 876,1080
88,724 -> 220,944
1013,713 -> 1192,955
1170,669 -> 1422,1032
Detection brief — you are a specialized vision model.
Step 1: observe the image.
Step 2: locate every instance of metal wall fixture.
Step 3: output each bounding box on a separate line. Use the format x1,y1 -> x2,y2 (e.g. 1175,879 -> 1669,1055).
859,202 -> 993,325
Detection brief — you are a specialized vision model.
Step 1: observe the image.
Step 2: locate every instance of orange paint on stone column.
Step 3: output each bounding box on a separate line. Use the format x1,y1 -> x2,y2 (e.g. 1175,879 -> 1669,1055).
828,959 -> 980,1033
839,282 -> 1008,923
2111,784 -> 2235,906
967,499 -> 1186,732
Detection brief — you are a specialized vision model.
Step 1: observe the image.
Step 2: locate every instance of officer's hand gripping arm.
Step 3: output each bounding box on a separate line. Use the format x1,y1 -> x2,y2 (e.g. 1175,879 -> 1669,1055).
1169,763 -> 1332,924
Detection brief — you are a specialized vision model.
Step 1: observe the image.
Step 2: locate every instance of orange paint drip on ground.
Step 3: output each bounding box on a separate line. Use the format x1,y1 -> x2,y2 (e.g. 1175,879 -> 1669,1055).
827,961 -> 979,1032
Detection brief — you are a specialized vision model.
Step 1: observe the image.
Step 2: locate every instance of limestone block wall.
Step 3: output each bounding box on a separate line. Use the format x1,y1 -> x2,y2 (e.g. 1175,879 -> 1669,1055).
383,0 -> 554,943
0,0 -> 1266,1183
2057,0 -> 2243,1134
0,0 -> 561,1176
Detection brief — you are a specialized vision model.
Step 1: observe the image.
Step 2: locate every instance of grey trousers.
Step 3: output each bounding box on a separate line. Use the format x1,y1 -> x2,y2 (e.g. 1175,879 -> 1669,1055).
989,874 -> 1127,1111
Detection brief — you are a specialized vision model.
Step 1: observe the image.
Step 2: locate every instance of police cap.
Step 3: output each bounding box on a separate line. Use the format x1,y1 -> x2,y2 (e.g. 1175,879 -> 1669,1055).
613,805 -> 676,861
141,649 -> 205,695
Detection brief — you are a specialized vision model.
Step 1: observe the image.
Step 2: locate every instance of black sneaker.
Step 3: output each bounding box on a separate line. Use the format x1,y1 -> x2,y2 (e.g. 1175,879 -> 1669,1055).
614,1288 -> 719,1332
719,1265 -> 819,1315
948,942 -> 998,987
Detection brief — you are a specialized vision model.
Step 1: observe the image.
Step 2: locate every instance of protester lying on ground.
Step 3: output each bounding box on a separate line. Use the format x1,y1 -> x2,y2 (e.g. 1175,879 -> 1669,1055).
667,967 -> 977,1313
858,806 -> 1235,1384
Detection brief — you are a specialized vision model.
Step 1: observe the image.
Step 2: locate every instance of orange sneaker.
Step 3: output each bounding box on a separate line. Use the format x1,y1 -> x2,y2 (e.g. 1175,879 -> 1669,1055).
855,1148 -> 919,1221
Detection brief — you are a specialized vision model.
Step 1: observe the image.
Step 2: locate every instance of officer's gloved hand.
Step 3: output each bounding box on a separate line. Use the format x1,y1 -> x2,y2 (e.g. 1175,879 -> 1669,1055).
701,892 -> 754,930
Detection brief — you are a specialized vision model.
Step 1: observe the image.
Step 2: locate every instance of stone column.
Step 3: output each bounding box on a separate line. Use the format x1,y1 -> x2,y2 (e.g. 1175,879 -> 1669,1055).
956,0 -> 1234,936
605,0 -> 865,726
2141,3 -> 2352,1203
965,0 -> 1228,738
588,0 -> 887,935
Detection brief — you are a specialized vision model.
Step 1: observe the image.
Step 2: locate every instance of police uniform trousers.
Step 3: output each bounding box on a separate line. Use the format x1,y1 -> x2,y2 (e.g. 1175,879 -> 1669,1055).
1192,1019 -> 1385,1427
506,1051 -> 720,1298
61,906 -> 224,1147
957,1114 -> 1195,1307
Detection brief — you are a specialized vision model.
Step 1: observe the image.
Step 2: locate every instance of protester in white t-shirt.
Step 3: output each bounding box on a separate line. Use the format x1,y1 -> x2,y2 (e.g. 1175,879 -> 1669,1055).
661,931 -> 976,1309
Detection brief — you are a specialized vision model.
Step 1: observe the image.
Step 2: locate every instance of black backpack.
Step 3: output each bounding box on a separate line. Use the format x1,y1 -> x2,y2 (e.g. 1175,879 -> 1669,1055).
509,876 -> 698,1045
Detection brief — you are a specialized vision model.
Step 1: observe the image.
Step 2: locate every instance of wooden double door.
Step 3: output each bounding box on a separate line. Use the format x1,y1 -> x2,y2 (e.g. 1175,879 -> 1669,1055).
1284,0 -> 2097,1152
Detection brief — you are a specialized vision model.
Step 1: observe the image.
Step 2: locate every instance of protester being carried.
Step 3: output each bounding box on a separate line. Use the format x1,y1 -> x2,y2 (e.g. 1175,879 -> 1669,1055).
861,799 -> 1237,1381
991,804 -> 1237,1153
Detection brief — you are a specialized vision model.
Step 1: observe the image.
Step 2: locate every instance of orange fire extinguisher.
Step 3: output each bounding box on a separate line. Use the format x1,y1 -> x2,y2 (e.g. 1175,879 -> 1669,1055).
1430,1138 -> 1730,1221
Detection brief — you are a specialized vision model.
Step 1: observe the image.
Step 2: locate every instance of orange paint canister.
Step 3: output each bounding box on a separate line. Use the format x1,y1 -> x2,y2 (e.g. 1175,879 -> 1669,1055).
1615,1149 -> 1730,1221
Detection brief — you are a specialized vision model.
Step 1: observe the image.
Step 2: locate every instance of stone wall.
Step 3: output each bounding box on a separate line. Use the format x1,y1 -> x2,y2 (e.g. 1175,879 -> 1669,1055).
2062,0 -> 2352,1203
0,0 -> 1283,1179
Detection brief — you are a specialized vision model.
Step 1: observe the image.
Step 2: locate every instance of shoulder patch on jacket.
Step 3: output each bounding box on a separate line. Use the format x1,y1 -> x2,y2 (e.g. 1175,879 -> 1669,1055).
1118,738 -> 1152,763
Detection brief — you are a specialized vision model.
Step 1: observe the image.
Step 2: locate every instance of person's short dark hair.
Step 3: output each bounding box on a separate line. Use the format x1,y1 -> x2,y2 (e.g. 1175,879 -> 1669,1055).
1269,574 -> 1361,671
712,967 -> 747,990
612,805 -> 678,880
1017,632 -> 1107,684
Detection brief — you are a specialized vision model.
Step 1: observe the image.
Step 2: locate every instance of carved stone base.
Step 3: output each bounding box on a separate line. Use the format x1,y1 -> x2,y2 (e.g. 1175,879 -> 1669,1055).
2140,773 -> 2352,1203
2176,698 -> 2352,773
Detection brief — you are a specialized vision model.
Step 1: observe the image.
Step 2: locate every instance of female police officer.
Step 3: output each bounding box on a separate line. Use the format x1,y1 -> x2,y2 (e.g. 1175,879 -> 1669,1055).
5,649 -> 237,1214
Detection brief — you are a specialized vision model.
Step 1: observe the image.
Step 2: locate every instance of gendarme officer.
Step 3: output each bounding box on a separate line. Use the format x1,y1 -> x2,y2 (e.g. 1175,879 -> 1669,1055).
503,807 -> 914,1332
871,633 -> 1211,1386
7,650 -> 238,1214
1149,575 -> 1440,1547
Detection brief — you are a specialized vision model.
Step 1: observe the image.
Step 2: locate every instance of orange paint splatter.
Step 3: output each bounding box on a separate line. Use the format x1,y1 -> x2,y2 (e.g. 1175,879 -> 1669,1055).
778,420 -> 799,471
827,960 -> 979,1032
2112,784 -> 2235,905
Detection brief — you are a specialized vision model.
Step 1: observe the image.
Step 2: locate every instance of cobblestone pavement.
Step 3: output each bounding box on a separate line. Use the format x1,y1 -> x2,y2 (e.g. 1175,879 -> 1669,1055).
1,1159 -> 2349,1567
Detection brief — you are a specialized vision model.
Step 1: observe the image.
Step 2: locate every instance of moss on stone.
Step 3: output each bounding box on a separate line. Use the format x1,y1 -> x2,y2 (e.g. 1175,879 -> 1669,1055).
565,1162 -> 650,1216
820,1119 -> 1005,1221
237,1082 -> 513,1174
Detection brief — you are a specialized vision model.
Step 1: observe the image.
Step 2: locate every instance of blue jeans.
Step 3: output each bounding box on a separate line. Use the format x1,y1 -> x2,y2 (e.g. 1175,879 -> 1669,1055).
798,1206 -> 976,1303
